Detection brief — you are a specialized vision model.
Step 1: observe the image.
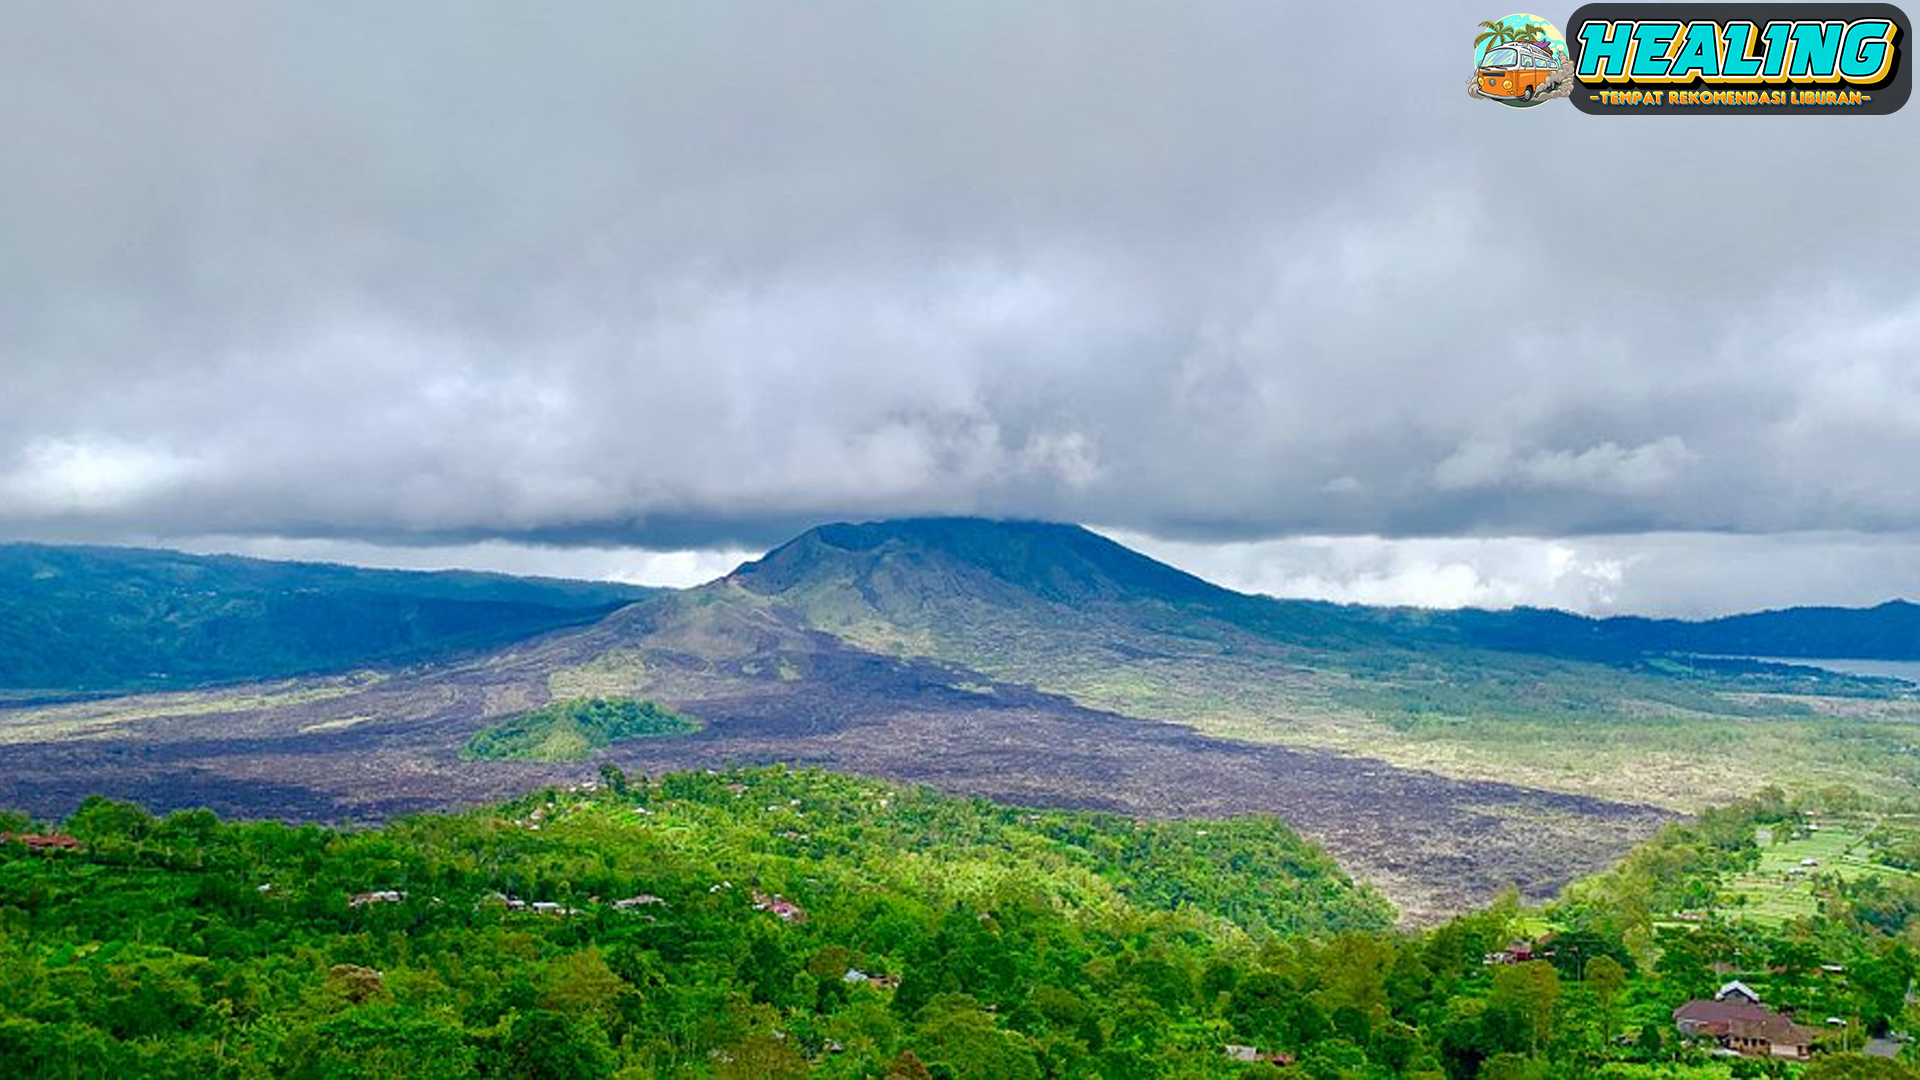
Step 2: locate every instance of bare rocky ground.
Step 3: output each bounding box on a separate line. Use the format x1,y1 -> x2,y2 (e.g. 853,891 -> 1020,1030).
0,598 -> 1668,924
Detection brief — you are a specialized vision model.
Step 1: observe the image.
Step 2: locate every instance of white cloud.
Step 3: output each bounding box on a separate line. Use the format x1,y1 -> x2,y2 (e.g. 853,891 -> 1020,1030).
164,536 -> 752,589
1100,529 -> 1920,618
0,438 -> 193,514
99,527 -> 1920,618
1107,530 -> 1634,613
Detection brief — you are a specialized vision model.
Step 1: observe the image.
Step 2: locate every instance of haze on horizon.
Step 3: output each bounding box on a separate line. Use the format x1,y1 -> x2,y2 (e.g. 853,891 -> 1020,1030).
3,2 -> 1917,618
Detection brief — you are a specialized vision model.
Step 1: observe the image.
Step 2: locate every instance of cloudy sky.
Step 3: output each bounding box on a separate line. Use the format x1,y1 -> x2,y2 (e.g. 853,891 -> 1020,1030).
3,2 -> 1916,616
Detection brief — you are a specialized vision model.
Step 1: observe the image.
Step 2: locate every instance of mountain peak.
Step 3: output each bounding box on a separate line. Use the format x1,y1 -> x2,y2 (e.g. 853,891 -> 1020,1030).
728,517 -> 1230,607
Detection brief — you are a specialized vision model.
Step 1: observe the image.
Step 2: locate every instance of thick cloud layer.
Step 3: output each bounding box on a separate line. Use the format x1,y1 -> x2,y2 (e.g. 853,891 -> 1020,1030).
2,3 -> 1916,609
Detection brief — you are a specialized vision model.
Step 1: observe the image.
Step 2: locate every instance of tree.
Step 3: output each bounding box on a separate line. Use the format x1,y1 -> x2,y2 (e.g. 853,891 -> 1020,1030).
64,796 -> 154,843
1584,955 -> 1627,1049
327,963 -> 387,1005
597,762 -> 631,797
488,1010 -> 616,1080
1490,962 -> 1560,1056
1652,932 -> 1715,1002
912,994 -> 1043,1080
1804,1057 -> 1918,1080
299,1006 -> 478,1080
1480,1052 -> 1548,1080
541,948 -> 630,1022
712,1031 -> 809,1080
1436,998 -> 1503,1080
885,1050 -> 934,1080
1634,1020 -> 1667,1063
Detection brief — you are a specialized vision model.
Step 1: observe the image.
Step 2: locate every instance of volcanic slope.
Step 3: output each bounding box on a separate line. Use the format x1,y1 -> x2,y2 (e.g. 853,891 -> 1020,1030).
0,523 -> 1682,923
723,520 -> 1920,808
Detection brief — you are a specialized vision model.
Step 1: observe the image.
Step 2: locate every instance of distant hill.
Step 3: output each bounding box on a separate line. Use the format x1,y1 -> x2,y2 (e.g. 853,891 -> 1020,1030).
1411,600 -> 1920,665
1617,600 -> 1920,661
0,544 -> 653,697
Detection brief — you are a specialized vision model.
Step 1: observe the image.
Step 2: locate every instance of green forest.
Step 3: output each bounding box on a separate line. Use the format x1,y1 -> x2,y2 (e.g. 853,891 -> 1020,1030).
464,699 -> 702,762
1,770 -> 1916,1079
0,544 -> 650,700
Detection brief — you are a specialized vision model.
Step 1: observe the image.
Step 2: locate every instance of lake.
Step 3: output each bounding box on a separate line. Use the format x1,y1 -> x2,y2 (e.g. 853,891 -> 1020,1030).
1707,656 -> 1920,683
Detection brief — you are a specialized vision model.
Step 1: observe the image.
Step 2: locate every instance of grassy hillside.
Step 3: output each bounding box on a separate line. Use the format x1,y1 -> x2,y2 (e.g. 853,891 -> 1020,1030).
0,544 -> 653,698
464,698 -> 702,761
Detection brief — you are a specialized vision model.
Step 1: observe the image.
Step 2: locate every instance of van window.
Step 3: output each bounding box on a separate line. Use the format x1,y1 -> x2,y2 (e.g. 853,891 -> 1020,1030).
1484,47 -> 1517,67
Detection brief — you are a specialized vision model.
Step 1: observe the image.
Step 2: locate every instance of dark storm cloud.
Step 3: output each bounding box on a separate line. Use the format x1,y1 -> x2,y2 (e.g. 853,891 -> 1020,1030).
3,1 -> 1918,563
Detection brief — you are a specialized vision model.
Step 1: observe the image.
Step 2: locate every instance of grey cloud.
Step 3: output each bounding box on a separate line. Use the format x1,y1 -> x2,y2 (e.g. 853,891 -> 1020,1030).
1433,437 -> 1693,495
2,1 -> 1919,593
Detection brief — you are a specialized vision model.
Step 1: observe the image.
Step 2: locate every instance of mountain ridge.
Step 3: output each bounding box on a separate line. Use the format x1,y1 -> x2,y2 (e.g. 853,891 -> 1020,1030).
724,517 -> 1920,665
5,521 -> 1916,701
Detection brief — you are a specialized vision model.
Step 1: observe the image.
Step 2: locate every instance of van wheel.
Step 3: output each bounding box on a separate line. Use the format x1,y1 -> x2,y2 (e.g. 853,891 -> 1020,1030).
1523,85 -> 1534,100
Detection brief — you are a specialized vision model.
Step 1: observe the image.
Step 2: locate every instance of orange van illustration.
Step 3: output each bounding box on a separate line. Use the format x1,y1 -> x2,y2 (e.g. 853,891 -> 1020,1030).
1477,40 -> 1560,101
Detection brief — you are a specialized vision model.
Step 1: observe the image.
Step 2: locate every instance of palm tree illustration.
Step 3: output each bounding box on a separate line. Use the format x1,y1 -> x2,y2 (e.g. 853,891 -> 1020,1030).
1475,18 -> 1548,55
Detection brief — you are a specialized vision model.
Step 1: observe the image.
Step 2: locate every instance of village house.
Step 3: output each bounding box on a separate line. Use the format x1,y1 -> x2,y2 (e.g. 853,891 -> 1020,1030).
1485,936 -> 1555,965
1673,984 -> 1819,1060
347,890 -> 406,907
751,891 -> 807,922
1223,1044 -> 1295,1065
480,892 -> 579,915
612,894 -> 668,910
843,968 -> 900,990
0,832 -> 85,853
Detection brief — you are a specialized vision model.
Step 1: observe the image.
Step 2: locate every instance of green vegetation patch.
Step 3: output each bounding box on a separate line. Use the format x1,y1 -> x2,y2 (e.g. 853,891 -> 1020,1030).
0,767 -> 1394,1077
462,697 -> 700,761
5,770 -> 1920,1077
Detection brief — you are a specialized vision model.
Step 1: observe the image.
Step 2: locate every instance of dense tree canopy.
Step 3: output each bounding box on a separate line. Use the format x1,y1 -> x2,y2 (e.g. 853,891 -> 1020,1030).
1,771 -> 1915,1077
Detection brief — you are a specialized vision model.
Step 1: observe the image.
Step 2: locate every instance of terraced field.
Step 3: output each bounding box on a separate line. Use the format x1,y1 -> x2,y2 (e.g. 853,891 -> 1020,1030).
1720,818 -> 1920,926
